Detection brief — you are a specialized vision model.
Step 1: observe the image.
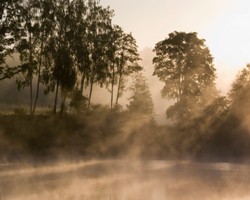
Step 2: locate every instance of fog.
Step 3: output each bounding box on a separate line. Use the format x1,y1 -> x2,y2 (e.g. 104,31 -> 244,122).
1,109 -> 250,200
0,49 -> 170,124
0,48 -> 239,124
3,0 -> 250,199
1,63 -> 250,199
1,160 -> 250,200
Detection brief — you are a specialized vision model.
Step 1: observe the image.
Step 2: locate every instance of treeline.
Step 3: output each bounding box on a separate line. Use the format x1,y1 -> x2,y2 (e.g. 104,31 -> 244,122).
2,1 -> 250,161
0,0 -> 144,115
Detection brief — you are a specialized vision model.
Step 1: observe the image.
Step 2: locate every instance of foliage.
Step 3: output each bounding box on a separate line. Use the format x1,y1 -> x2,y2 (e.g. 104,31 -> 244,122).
114,32 -> 142,106
69,89 -> 88,113
228,64 -> 250,103
127,73 -> 154,116
0,0 -> 142,114
153,31 -> 216,122
0,0 -> 24,81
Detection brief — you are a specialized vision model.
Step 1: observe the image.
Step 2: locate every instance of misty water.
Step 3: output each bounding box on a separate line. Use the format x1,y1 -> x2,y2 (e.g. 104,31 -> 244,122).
1,160 -> 250,200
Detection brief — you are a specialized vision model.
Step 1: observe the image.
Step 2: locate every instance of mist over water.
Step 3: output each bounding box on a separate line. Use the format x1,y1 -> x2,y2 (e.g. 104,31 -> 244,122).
0,159 -> 250,200
3,1 -> 250,200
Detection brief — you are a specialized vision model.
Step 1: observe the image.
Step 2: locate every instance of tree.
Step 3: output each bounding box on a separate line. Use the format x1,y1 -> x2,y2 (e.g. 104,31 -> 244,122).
85,0 -> 114,108
105,25 -> 122,110
14,0 -> 41,115
127,73 -> 154,116
32,0 -> 57,114
114,32 -> 142,108
70,0 -> 89,95
49,0 -> 77,114
228,64 -> 250,103
153,31 -> 216,122
0,0 -> 57,114
227,64 -> 250,119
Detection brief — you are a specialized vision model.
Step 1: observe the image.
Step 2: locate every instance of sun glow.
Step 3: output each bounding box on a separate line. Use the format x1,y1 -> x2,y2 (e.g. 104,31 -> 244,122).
101,0 -> 250,94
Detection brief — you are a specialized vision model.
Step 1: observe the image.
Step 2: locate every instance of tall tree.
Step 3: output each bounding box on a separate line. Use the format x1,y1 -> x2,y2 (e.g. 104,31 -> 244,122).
15,0 -> 42,114
49,0 -> 77,114
70,0 -> 89,95
105,25 -> 123,110
31,0 -> 57,114
114,32 -> 142,108
153,31 -> 216,122
85,0 -> 113,108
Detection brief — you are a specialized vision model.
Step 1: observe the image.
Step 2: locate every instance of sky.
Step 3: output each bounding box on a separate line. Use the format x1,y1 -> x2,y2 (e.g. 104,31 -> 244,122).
101,0 -> 250,93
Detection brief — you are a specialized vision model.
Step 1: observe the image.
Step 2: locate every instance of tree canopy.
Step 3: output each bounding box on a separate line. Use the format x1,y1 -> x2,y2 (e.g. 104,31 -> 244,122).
153,31 -> 216,122
229,64 -> 250,103
0,0 -> 141,114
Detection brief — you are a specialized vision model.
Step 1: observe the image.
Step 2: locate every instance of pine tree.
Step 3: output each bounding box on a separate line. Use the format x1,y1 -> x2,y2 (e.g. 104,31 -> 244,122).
127,73 -> 154,116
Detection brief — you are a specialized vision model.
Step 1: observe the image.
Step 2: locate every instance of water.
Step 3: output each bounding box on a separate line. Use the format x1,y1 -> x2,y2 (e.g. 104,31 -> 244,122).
0,160 -> 250,200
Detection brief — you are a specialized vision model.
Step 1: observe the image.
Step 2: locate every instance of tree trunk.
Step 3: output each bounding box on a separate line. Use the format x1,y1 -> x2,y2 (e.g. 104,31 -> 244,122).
29,31 -> 33,115
88,75 -> 94,109
53,80 -> 59,114
32,65 -> 41,115
88,64 -> 95,109
29,77 -> 33,115
110,65 -> 115,110
60,95 -> 66,115
80,72 -> 85,95
115,55 -> 124,109
32,32 -> 44,115
115,69 -> 122,108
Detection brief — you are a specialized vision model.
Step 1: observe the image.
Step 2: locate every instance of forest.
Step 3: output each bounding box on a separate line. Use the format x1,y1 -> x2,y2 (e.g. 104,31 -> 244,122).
1,0 -> 250,162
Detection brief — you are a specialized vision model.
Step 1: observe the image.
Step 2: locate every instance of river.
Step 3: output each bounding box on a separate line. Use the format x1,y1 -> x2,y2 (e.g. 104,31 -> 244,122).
0,160 -> 250,200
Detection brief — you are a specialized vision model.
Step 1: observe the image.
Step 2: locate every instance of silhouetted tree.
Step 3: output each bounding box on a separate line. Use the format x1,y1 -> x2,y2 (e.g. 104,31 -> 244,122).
228,64 -> 250,103
15,0 -> 43,114
105,25 -> 122,110
226,63 -> 250,122
153,31 -> 216,122
70,0 -> 89,95
114,32 -> 142,108
84,0 -> 114,108
49,0 -> 77,114
32,0 -> 56,114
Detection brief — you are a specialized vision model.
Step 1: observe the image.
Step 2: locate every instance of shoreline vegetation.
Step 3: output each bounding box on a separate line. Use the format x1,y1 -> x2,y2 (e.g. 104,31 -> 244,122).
1,109 -> 250,163
2,1 -> 250,164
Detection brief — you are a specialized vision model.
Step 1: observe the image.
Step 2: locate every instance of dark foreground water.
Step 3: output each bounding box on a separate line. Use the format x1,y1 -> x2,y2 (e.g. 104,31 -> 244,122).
0,160 -> 250,200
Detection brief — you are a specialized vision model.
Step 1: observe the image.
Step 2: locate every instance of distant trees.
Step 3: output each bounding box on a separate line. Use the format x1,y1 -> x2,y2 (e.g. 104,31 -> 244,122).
153,31 -> 217,122
127,73 -> 154,116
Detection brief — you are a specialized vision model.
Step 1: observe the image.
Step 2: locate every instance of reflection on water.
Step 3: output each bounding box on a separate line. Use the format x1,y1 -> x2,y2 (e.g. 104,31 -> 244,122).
0,160 -> 250,200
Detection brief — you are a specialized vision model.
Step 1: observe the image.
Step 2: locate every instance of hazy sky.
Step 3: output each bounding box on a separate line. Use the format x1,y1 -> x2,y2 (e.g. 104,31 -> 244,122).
101,0 -> 250,93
